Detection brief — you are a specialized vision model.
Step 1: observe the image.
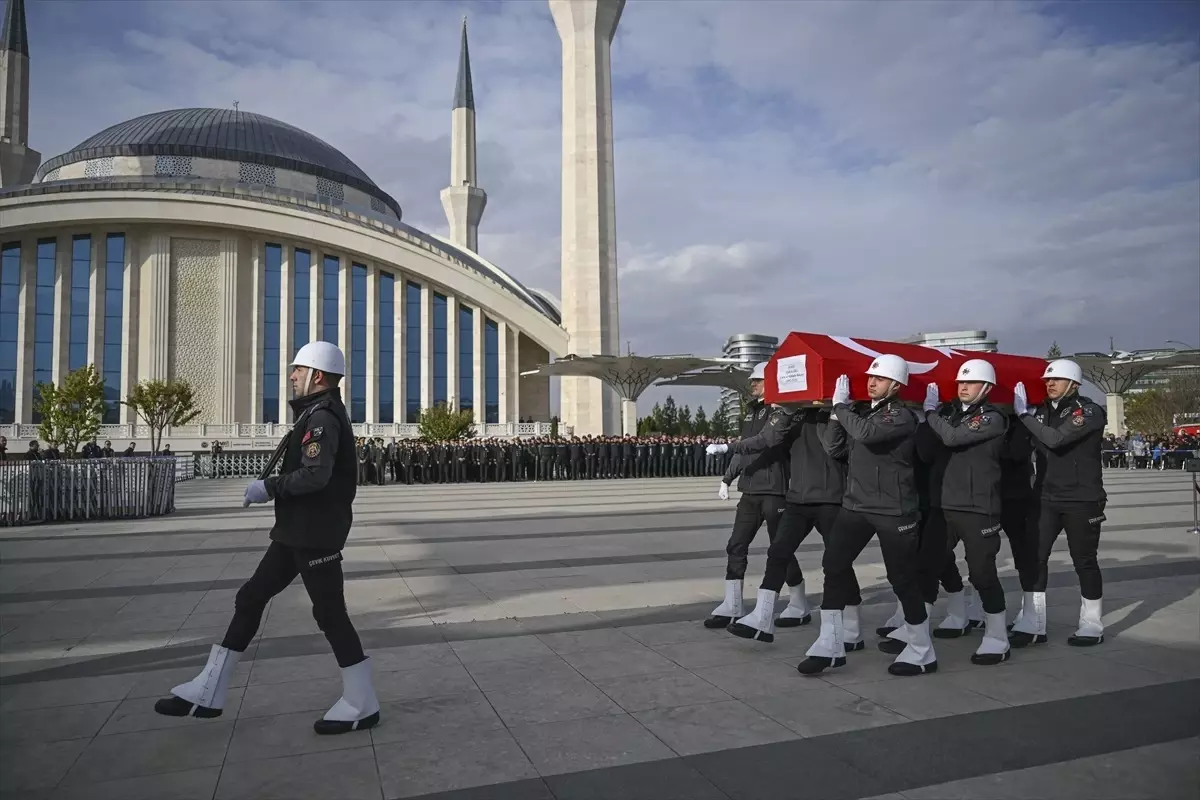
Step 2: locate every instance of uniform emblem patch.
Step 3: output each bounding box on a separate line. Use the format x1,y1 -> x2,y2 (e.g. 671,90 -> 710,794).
304,442 -> 321,458
966,416 -> 982,431
756,408 -> 767,420
1071,415 -> 1086,427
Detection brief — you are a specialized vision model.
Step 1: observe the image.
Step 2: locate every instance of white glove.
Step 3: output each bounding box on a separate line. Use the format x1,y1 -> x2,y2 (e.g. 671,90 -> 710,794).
1013,382 -> 1029,416
923,383 -> 939,413
718,482 -> 729,501
706,443 -> 728,456
831,374 -> 851,406
243,479 -> 270,508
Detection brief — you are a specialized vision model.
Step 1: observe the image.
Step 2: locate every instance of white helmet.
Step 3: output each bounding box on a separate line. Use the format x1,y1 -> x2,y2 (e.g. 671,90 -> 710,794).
1042,358 -> 1083,384
866,354 -> 909,386
956,358 -> 996,385
291,341 -> 345,376
750,362 -> 768,381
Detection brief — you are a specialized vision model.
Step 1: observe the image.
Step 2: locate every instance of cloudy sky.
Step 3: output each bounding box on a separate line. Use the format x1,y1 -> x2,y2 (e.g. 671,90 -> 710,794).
24,0 -> 1200,414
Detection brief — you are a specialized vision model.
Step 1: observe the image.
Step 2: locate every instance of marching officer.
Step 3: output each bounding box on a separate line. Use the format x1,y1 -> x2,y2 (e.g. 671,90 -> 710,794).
1010,359 -> 1108,647
798,355 -> 934,677
154,341 -> 379,735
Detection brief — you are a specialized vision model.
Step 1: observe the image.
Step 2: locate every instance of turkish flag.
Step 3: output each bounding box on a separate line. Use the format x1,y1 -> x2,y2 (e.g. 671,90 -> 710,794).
763,332 -> 1049,406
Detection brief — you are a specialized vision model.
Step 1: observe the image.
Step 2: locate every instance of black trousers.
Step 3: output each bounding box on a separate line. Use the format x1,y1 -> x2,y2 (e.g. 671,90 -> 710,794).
928,509 -> 1005,613
821,508 -> 926,623
724,493 -> 787,581
222,541 -> 365,668
916,509 -> 949,605
1001,497 -> 1039,591
761,502 -> 842,595
1033,501 -> 1105,599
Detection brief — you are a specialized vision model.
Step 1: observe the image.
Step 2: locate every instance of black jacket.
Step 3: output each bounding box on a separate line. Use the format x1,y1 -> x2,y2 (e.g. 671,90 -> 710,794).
830,399 -> 920,517
265,388 -> 358,551
727,407 -> 847,505
921,400 -> 1008,516
1023,394 -> 1107,504
724,401 -> 789,496
1000,420 -> 1035,500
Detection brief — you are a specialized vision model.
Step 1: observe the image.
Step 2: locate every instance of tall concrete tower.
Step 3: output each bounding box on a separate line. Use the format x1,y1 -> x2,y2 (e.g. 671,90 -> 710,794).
439,17 -> 487,252
549,0 -> 624,436
0,0 -> 40,187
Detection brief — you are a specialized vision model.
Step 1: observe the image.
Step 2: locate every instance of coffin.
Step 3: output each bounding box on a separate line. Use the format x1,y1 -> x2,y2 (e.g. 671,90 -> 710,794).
763,332 -> 1049,406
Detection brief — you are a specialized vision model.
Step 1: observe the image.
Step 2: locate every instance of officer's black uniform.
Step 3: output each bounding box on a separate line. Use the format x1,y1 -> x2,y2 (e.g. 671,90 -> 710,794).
819,400 -> 924,619
220,387 -> 365,670
1020,394 -> 1107,600
999,420 -> 1038,592
719,400 -> 791,583
920,400 -> 1008,614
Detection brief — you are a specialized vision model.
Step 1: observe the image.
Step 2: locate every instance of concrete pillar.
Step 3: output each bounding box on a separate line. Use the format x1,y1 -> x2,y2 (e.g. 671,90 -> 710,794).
622,398 -> 637,436
337,257 -> 351,412
119,233 -> 139,423
51,234 -> 70,384
365,262 -> 379,422
518,334 -> 550,423
446,294 -> 459,411
550,0 -> 625,436
419,284 -> 433,412
12,236 -> 35,423
498,321 -> 511,423
506,324 -> 520,423
1105,392 -> 1126,437
217,236 -> 239,423
138,232 -> 170,381
86,233 -> 104,371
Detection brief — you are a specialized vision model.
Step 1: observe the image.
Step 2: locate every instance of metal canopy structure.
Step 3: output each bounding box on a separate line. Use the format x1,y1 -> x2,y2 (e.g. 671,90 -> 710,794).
521,354 -> 736,434
655,364 -> 754,398
1068,349 -> 1200,436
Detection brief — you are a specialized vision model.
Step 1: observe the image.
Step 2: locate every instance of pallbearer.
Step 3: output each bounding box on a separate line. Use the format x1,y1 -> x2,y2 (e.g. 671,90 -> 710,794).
154,342 -> 380,734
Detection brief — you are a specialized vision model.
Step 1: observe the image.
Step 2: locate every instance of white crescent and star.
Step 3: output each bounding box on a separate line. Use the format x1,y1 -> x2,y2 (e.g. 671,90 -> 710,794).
828,336 -> 964,375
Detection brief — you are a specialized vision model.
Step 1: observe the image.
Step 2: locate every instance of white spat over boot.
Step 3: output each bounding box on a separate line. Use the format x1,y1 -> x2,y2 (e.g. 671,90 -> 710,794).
971,612 -> 1012,666
728,588 -> 777,643
314,657 -> 381,735
889,619 -> 938,676
776,581 -> 812,628
965,585 -> 985,630
1067,596 -> 1104,647
843,604 -> 865,652
704,580 -> 743,629
797,609 -> 846,675
875,599 -> 904,637
880,603 -> 933,655
934,590 -> 970,639
1008,591 -> 1047,647
154,645 -> 242,718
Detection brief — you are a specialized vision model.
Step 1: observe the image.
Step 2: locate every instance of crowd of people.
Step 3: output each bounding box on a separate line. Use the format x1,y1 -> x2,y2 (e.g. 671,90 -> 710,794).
1103,432 -> 1198,469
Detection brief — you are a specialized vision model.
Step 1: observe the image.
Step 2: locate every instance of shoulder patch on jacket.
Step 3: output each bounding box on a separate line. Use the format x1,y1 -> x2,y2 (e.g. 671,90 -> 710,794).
304,441 -> 321,459
301,426 -> 324,445
1071,415 -> 1086,427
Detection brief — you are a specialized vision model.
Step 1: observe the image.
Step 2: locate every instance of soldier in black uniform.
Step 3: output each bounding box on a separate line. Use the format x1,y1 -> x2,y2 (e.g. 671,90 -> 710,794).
1010,359 -> 1108,647
155,341 -> 379,734
1000,414 -> 1038,630
798,355 -> 935,677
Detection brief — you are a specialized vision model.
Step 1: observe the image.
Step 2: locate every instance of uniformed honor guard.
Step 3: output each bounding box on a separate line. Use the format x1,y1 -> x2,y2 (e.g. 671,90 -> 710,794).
154,342 -> 379,734
701,363 -> 797,635
1010,359 -> 1108,648
798,356 -> 935,677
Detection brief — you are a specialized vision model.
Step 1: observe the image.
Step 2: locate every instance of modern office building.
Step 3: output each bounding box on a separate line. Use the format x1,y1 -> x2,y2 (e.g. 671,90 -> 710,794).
901,330 -> 999,352
0,5 -> 573,447
719,333 -> 778,419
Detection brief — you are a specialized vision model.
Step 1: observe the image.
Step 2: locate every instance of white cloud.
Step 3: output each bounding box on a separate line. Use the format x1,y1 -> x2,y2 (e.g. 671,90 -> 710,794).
24,0 -> 1200,414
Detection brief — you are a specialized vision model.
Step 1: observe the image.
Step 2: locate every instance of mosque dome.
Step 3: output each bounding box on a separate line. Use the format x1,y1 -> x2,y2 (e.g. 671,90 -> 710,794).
34,107 -> 402,219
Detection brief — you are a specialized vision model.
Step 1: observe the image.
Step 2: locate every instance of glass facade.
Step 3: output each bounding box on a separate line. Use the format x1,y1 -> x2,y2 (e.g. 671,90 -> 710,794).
484,319 -> 500,424
293,248 -> 311,351
405,282 -> 421,423
350,263 -> 367,423
432,293 -> 448,407
102,235 -> 124,423
262,243 -> 282,423
69,236 -> 90,373
458,306 -> 474,413
322,255 -> 339,344
0,243 -> 18,424
378,272 -> 395,423
31,240 -> 56,423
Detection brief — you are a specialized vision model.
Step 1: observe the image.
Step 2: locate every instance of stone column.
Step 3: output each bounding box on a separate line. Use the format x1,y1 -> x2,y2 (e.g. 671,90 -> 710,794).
621,398 -> 637,436
365,262 -> 379,422
337,257 -> 351,413
12,236 -> 35,423
248,239 -> 263,424
1105,392 -> 1126,437
419,284 -> 433,411
217,236 -> 240,423
506,324 -> 520,423
446,294 -> 458,411
86,233 -> 104,370
497,321 -> 511,423
472,310 -> 485,426
120,233 -> 140,423
138,232 -> 171,381
51,234 -> 70,384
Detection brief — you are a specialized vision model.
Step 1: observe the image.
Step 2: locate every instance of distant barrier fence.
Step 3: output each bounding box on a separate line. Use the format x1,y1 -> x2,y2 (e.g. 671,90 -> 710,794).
0,457 -> 179,527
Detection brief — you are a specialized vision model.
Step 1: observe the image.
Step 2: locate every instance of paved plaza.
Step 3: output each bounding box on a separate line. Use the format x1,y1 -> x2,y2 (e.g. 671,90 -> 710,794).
0,470 -> 1198,799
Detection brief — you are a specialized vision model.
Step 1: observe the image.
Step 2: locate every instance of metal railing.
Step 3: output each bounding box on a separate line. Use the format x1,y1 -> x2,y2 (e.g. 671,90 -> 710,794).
194,452 -> 283,479
0,457 -> 179,527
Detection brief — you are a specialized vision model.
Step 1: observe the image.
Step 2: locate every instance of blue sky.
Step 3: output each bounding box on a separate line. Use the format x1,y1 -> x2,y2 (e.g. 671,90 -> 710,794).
21,0 -> 1200,414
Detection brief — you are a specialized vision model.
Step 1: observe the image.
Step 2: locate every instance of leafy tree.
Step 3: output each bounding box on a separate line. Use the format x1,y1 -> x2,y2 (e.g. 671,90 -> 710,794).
1047,342 -> 1063,358
693,406 -> 710,436
1124,374 -> 1200,435
123,378 -> 202,453
417,403 -> 476,441
659,395 -> 680,435
33,364 -> 106,456
709,404 -> 733,437
677,404 -> 694,435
